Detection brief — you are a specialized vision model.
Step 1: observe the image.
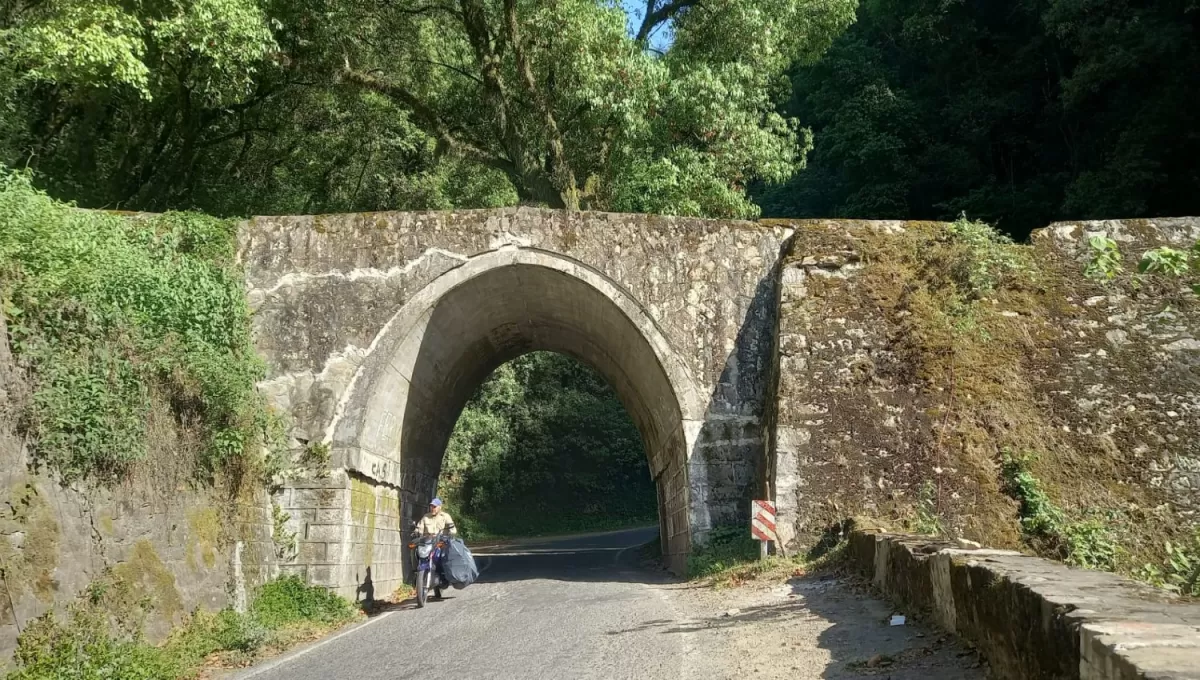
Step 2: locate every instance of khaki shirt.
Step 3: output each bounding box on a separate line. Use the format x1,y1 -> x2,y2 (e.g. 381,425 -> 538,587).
413,511 -> 456,536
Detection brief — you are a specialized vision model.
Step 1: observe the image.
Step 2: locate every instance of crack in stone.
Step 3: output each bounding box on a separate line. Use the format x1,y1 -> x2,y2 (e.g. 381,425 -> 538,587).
248,247 -> 470,301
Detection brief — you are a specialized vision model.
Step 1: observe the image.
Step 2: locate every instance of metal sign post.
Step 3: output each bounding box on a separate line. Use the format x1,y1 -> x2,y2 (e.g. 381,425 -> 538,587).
751,500 -> 777,560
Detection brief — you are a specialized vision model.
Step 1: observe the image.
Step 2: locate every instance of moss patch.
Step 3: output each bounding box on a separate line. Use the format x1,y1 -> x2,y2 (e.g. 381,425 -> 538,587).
0,480 -> 61,605
187,507 -> 221,571
795,217 -> 1188,578
350,477 -> 376,567
113,540 -> 183,623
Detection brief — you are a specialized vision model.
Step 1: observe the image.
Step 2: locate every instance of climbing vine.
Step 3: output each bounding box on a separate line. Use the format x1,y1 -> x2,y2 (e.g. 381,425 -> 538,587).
0,168 -> 280,483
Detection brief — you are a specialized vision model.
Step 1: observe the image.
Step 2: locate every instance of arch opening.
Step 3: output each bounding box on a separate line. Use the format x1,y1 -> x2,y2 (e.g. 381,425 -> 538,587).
329,250 -> 698,575
438,350 -> 658,538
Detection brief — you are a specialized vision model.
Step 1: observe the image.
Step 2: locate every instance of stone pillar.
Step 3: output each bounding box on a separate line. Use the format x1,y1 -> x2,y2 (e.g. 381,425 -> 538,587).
277,470 -> 406,601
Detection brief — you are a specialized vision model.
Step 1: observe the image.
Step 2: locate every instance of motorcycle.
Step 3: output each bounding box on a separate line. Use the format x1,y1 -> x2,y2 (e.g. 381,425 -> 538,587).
408,528 -> 451,608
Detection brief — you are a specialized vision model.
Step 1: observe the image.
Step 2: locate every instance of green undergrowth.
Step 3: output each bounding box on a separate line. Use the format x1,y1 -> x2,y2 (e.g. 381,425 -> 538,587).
1003,452 -> 1200,596
688,526 -> 764,580
687,526 -> 849,587
1001,452 -> 1120,572
0,168 -> 282,483
6,575 -> 357,679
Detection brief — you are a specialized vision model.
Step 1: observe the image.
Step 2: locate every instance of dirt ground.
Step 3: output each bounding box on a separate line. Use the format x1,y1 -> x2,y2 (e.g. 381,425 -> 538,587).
659,572 -> 990,680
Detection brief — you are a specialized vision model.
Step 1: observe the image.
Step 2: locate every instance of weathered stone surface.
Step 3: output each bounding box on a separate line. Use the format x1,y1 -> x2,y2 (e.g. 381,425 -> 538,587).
0,315 -> 276,667
769,216 -> 1200,551
1033,219 -> 1200,520
244,208 -> 791,586
847,532 -> 1200,680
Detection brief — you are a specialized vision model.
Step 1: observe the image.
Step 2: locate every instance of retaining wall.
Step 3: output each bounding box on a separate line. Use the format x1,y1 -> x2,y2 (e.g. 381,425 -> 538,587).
848,532 -> 1200,680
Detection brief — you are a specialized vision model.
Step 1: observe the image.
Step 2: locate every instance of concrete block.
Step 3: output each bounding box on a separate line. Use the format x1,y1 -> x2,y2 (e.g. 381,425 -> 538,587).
306,523 -> 345,542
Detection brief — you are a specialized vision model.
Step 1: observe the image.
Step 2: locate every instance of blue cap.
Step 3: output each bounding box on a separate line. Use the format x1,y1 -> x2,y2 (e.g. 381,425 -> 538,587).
430,498 -> 443,507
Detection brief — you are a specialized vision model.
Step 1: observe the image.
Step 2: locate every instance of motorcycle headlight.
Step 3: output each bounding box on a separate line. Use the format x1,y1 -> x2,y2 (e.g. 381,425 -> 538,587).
417,544 -> 433,558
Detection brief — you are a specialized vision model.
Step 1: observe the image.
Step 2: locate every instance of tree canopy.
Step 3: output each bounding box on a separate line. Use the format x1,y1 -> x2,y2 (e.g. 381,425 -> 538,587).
2,0 -> 855,219
754,0 -> 1200,238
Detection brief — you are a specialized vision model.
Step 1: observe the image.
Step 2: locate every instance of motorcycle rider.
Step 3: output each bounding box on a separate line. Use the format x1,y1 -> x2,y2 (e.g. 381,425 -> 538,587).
412,498 -> 456,599
413,497 -> 456,536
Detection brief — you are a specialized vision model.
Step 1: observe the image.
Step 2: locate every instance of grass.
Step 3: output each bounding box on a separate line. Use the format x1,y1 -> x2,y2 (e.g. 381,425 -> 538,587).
5,575 -> 359,679
0,167 -> 282,485
687,525 -> 849,588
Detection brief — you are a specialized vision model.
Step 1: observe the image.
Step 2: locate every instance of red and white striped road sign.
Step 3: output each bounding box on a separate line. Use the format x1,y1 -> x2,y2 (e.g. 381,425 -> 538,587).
751,500 -> 777,542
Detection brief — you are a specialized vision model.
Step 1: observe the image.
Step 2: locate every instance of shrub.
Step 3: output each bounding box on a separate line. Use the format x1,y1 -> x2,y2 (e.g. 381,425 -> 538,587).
1001,452 -> 1120,571
4,575 -> 357,679
249,575 -> 356,629
913,480 -> 944,536
1139,527 -> 1200,596
0,168 -> 279,482
8,605 -> 181,680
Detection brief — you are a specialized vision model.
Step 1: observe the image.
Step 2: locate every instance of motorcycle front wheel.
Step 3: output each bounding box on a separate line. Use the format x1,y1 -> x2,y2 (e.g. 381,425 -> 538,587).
416,569 -> 430,608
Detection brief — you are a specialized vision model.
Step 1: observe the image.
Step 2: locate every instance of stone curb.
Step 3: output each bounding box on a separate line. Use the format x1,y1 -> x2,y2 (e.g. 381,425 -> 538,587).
846,531 -> 1200,680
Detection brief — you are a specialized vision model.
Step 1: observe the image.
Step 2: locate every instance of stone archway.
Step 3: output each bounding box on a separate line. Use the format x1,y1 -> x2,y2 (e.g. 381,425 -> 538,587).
325,248 -> 703,580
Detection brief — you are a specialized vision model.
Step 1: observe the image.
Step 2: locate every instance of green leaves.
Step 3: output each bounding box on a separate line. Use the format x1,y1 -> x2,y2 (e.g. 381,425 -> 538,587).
6,0 -> 277,101
439,352 -> 656,537
757,0 -> 1200,238
1001,451 -> 1121,572
1138,246 -> 1191,277
1084,236 -> 1124,282
0,168 -> 274,482
1083,235 -> 1200,296
9,3 -> 151,94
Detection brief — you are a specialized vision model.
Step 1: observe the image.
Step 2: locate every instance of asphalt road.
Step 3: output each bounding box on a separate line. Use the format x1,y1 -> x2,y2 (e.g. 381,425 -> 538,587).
235,526 -> 987,680
240,526 -> 683,680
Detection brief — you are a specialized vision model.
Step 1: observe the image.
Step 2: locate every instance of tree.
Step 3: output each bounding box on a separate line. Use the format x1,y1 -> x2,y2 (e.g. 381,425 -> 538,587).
336,0 -> 856,217
440,352 -> 657,536
1,0 -> 515,214
755,0 -> 1200,238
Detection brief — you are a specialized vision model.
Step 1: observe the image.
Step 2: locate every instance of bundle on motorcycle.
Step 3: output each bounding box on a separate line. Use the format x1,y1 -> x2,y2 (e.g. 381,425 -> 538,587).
442,537 -> 479,589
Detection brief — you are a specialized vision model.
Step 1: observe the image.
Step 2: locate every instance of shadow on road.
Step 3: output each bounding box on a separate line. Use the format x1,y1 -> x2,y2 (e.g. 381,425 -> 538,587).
602,571 -> 987,679
465,525 -> 678,586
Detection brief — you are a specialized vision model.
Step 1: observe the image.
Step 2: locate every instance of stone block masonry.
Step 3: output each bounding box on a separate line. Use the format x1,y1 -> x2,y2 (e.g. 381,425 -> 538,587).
248,208 -> 1198,596
0,316 -> 277,668
768,217 -> 1199,552
275,471 -> 405,601
847,532 -> 1200,680
245,208 -> 793,585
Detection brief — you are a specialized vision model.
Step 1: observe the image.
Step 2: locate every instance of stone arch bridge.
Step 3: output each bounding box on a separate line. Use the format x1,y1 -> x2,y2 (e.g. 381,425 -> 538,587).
245,209 -> 791,593
244,209 -> 1200,599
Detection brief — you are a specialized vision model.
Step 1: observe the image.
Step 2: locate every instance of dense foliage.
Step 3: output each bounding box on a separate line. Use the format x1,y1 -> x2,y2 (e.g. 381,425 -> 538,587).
0,169 -> 276,482
755,0 -> 1200,238
1,0 -> 855,219
6,575 -> 356,679
440,352 -> 656,536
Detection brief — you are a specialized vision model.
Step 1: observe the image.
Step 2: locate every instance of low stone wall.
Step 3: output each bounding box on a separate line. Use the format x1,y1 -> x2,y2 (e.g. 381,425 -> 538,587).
847,532 -> 1200,680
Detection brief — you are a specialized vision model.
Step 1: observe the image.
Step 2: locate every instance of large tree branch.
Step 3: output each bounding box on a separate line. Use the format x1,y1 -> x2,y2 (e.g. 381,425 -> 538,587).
635,0 -> 697,43
455,0 -> 528,173
340,59 -> 518,178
